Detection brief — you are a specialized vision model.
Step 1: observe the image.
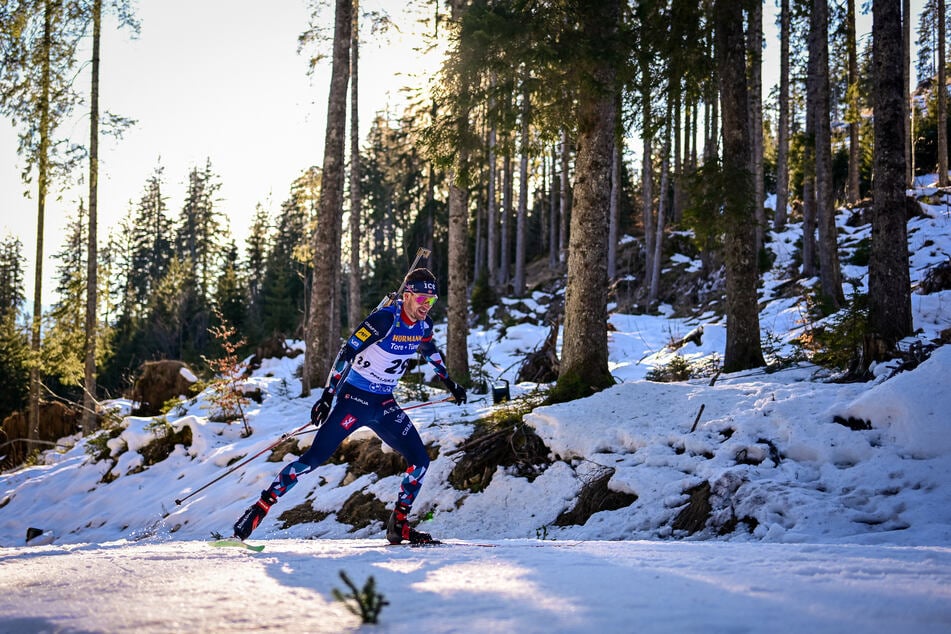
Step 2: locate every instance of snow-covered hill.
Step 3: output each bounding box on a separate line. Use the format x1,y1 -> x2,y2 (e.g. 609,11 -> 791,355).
2,190 -> 951,632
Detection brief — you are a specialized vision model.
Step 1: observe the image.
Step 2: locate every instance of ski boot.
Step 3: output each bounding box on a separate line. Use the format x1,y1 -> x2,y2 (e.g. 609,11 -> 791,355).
386,503 -> 436,544
233,491 -> 277,540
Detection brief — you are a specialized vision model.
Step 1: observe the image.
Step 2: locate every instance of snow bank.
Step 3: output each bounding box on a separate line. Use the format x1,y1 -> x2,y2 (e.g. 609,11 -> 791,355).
838,346 -> 951,459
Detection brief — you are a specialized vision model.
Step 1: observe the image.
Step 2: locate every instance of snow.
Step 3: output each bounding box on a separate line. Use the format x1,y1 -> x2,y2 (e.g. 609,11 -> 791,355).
2,193 -> 951,632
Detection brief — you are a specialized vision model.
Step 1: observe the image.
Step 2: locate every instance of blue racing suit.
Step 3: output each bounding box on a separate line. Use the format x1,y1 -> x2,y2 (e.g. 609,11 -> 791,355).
264,301 -> 452,511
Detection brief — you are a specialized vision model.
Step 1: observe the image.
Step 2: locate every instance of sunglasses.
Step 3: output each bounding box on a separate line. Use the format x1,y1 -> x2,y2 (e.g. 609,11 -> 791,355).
409,293 -> 438,307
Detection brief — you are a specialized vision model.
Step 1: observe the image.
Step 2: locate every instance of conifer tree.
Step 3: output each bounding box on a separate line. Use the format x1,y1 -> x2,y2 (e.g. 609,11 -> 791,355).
1,0 -> 88,449
868,0 -> 913,348
0,235 -> 26,315
128,164 -> 172,319
176,159 -> 226,306
244,204 -> 271,339
0,235 -> 28,423
44,204 -> 88,390
715,0 -> 765,372
214,240 -> 246,342
304,0 -> 351,396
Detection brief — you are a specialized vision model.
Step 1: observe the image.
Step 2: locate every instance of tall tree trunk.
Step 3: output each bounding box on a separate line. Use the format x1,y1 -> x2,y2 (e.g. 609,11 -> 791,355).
447,163 -> 470,379
558,129 -> 569,267
487,119 -> 498,288
939,0 -> 949,185
803,2 -> 819,280
446,0 -> 470,382
540,146 -> 549,255
513,81 -> 529,296
304,0 -> 351,397
672,90 -> 683,226
549,144 -> 559,270
347,1 -> 362,331
846,0 -> 861,204
29,0 -> 56,450
869,0 -> 913,347
83,0 -> 102,435
608,134 -> 620,280
812,0 -> 844,309
747,0 -> 765,257
641,95 -> 654,278
499,150 -> 511,288
904,0 -> 912,186
775,0 -> 791,231
715,0 -> 765,372
557,0 -> 619,398
801,180 -> 817,276
649,103 -> 671,306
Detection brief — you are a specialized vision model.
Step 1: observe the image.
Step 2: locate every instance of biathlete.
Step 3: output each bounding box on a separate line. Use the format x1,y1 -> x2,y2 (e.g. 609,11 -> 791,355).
233,268 -> 467,544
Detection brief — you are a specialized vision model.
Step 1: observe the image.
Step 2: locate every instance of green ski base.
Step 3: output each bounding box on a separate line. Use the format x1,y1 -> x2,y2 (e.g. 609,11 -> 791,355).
209,538 -> 265,552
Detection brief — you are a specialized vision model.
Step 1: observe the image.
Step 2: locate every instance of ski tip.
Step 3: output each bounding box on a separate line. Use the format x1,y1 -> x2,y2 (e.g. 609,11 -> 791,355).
209,538 -> 265,552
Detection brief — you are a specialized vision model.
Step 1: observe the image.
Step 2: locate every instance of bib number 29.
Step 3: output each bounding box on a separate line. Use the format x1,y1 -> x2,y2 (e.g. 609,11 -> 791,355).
385,358 -> 411,375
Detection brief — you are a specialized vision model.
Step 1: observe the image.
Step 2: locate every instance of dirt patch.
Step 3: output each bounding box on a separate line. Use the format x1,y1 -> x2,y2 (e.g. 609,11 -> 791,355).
448,422 -> 551,493
267,438 -> 303,462
516,321 -> 560,383
337,491 -> 389,530
330,436 -> 437,480
138,424 -> 193,468
248,335 -> 303,373
671,481 -> 712,534
131,360 -> 198,416
278,501 -> 331,529
553,467 -> 637,526
1,401 -> 82,470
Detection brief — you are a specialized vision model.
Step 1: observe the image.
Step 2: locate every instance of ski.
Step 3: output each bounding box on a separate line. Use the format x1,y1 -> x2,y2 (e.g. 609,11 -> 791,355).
209,538 -> 265,552
380,540 -> 497,548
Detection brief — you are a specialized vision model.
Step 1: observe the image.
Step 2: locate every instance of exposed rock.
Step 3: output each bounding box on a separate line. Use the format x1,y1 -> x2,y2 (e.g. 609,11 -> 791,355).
671,481 -> 712,535
919,259 -> 951,295
130,360 -> 198,416
248,335 -> 302,373
448,422 -> 551,493
554,467 -> 637,526
1,401 -> 81,470
337,491 -> 388,531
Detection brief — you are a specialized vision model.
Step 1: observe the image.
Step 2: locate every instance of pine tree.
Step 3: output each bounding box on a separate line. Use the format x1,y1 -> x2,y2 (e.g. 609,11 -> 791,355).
0,309 -> 29,425
259,187 -> 311,339
0,233 -> 29,423
244,204 -> 271,339
43,204 -> 89,391
915,0 -> 938,85
1,0 -> 89,449
175,159 -> 226,306
304,0 -> 352,396
809,0 -> 844,309
0,235 -> 26,314
715,0 -> 765,372
214,240 -> 247,341
868,0 -> 913,349
128,164 -> 172,318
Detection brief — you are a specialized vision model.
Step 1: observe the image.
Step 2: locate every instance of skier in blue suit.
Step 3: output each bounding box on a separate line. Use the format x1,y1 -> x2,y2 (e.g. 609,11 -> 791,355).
233,268 -> 467,544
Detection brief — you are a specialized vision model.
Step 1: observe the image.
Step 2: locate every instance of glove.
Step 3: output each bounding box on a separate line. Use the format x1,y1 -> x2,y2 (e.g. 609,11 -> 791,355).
442,377 -> 467,405
310,389 -> 334,425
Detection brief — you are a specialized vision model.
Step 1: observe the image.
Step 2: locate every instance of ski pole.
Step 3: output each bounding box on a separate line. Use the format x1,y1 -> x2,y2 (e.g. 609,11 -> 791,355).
279,397 -> 458,440
404,395 -> 456,410
174,420 -> 314,506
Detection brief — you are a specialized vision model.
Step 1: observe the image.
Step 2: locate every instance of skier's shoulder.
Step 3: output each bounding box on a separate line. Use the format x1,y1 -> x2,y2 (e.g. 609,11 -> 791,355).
350,304 -> 398,346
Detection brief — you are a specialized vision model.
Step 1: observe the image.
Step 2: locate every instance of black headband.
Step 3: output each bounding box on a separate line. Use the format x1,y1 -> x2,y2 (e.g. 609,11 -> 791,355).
405,279 -> 437,295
